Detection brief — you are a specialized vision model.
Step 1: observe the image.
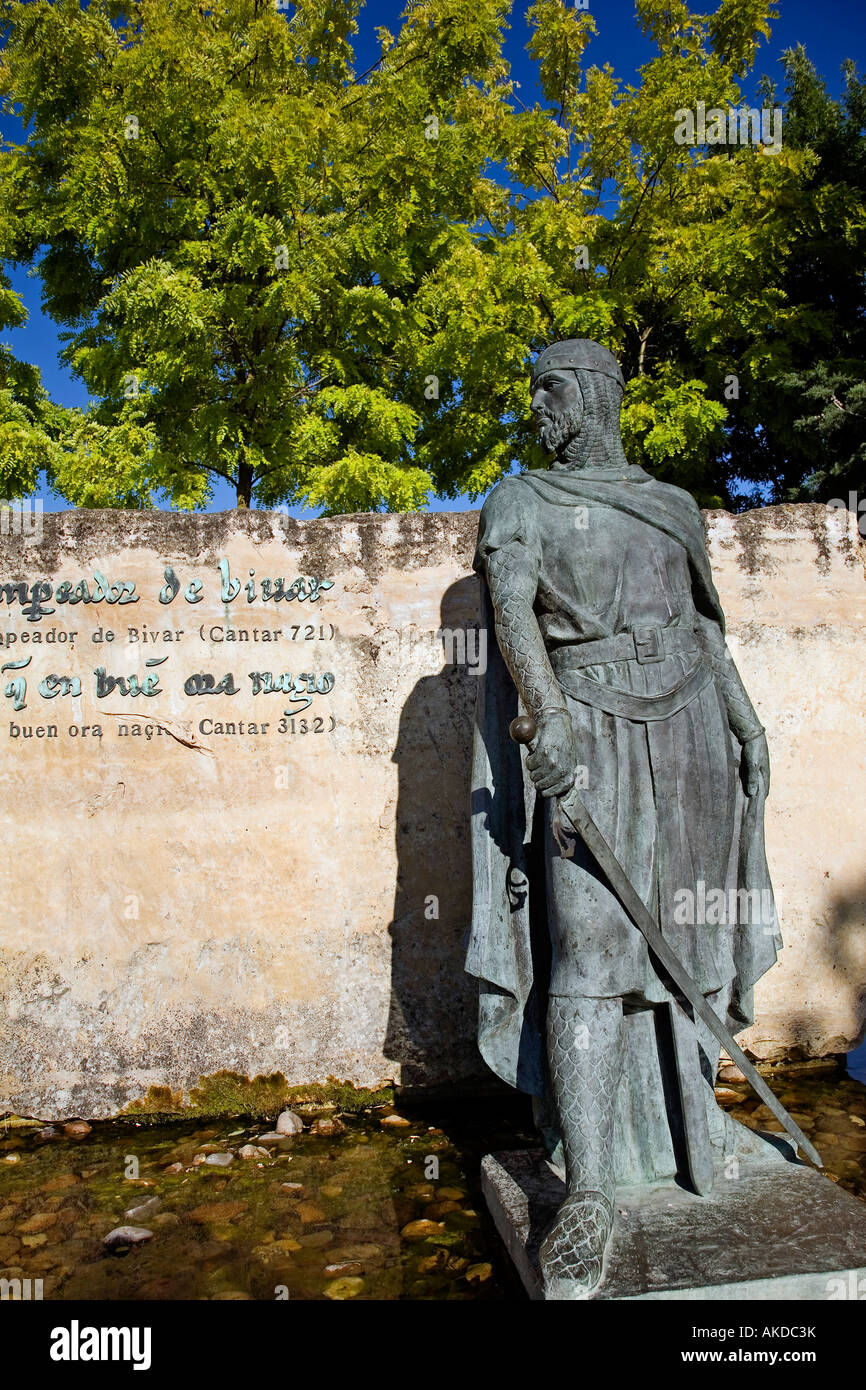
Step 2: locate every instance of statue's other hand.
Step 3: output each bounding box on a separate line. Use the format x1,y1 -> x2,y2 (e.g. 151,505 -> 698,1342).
525,708 -> 577,799
741,731 -> 770,798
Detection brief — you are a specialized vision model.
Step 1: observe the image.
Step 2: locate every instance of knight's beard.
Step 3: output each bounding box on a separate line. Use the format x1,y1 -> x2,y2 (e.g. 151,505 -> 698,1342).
535,405 -> 583,456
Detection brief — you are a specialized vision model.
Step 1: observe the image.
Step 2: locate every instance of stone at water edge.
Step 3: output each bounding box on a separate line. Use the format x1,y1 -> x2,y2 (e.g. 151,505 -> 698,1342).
62,1120 -> 92,1137
203,1152 -> 234,1167
238,1144 -> 270,1161
717,1064 -> 748,1084
715,1086 -> 747,1104
275,1110 -> 304,1135
163,1162 -> 183,1174
379,1114 -> 411,1129
103,1226 -> 154,1249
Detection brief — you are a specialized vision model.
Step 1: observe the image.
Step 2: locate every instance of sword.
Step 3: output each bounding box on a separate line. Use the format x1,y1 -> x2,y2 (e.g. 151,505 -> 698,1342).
509,713 -> 823,1171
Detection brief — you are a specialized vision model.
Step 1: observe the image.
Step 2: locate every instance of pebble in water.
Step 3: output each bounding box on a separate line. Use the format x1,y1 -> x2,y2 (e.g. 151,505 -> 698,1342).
310,1118 -> 346,1137
125,1197 -> 162,1222
18,1212 -> 58,1234
151,1213 -> 181,1230
425,1200 -> 462,1220
324,1276 -> 365,1300
296,1201 -> 327,1224
189,1201 -> 249,1224
418,1249 -> 468,1276
329,1242 -> 384,1264
103,1226 -> 154,1249
40,1175 -> 81,1192
401,1219 -> 445,1241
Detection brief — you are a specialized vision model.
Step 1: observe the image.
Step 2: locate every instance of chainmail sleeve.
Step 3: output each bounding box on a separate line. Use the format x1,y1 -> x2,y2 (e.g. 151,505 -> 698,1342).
474,479 -> 565,721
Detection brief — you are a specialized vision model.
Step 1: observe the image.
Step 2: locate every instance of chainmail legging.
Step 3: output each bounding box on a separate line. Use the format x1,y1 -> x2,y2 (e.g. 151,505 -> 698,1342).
546,994 -> 624,1203
539,995 -> 624,1292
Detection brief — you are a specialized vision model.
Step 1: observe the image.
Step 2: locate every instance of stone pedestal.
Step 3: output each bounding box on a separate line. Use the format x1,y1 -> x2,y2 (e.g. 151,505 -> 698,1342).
482,1150 -> 866,1300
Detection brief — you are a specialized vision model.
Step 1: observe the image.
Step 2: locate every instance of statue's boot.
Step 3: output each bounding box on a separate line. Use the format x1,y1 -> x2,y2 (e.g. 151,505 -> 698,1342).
539,995 -> 623,1299
538,1188 -> 613,1299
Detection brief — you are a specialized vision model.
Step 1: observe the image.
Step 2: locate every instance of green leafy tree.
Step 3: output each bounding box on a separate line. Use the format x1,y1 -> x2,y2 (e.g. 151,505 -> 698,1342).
420,0 -> 822,508
0,0 -> 862,513
725,46 -> 866,504
0,272 -> 68,499
0,0 -> 515,510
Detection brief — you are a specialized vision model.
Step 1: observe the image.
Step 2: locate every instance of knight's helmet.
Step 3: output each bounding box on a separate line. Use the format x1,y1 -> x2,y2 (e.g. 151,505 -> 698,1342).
530,339 -> 625,391
531,339 -> 626,438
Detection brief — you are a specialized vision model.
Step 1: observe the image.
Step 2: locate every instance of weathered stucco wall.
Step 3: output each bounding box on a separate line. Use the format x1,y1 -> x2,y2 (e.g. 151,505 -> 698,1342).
0,502 -> 863,1119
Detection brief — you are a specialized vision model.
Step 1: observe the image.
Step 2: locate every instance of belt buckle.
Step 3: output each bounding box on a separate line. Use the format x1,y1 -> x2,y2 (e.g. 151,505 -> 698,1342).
633,626 -> 665,664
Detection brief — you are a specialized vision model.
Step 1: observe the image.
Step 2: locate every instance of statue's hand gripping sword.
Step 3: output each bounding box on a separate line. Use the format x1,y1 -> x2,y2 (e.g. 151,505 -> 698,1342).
509,713 -> 823,1171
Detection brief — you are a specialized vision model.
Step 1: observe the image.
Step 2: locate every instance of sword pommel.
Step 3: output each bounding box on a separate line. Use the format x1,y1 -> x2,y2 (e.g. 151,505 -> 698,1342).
509,714 -> 537,745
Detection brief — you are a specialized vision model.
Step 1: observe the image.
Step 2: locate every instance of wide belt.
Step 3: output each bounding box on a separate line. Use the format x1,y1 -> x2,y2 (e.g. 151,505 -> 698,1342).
551,634 -> 711,722
552,626 -> 699,670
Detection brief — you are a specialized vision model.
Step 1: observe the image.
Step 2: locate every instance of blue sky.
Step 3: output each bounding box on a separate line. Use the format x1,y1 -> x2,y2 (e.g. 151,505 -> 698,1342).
3,0 -> 864,513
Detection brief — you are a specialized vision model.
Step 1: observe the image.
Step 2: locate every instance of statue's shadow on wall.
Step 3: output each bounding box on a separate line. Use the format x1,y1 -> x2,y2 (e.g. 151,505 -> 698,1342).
383,575 -> 493,1092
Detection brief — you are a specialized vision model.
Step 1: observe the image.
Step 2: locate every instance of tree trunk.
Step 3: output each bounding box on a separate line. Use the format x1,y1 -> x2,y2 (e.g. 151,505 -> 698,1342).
236,463 -> 252,509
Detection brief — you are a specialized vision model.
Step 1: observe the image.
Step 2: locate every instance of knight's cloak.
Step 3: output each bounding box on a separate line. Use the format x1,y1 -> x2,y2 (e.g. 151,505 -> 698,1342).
467,467 -> 780,1112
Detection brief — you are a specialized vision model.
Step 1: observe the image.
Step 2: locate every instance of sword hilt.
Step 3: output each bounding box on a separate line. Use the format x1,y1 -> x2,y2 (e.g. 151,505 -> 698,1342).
509,714 -> 537,745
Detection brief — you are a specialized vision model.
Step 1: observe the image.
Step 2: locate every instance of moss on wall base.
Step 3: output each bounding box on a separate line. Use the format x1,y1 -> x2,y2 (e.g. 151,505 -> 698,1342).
117,1071 -> 394,1124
